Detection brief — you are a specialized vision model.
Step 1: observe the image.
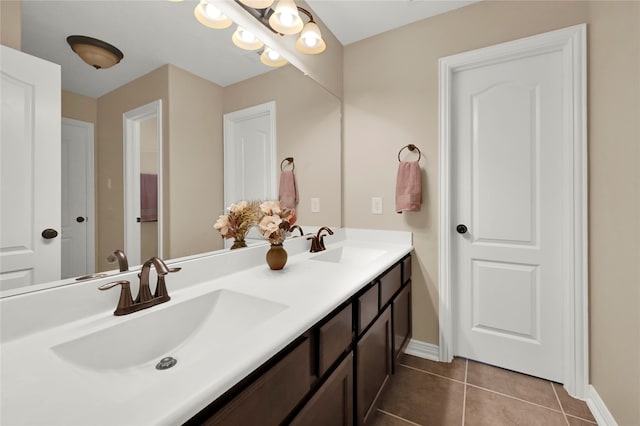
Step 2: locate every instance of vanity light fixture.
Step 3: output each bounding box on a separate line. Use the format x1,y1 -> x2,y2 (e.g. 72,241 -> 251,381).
66,35 -> 124,69
295,17 -> 326,54
268,0 -> 303,35
232,25 -> 264,50
194,0 -> 233,29
260,47 -> 287,67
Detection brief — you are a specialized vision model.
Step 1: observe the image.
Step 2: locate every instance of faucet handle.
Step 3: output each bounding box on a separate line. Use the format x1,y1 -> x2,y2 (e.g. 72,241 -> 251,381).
98,280 -> 134,316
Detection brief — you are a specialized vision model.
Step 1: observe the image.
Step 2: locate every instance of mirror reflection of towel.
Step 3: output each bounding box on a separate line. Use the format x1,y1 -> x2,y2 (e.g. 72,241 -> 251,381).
396,161 -> 422,213
140,173 -> 158,222
279,170 -> 298,211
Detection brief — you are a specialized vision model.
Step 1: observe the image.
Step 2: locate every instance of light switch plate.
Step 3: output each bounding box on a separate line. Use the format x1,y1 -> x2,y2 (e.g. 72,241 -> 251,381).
311,198 -> 320,213
372,197 -> 383,214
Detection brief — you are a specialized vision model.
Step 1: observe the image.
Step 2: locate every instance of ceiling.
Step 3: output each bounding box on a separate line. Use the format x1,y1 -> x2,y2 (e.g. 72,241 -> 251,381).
21,1 -> 474,99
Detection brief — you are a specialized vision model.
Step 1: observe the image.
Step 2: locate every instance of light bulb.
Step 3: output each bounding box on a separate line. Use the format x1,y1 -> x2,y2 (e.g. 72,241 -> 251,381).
280,11 -> 294,27
204,3 -> 222,19
303,35 -> 317,48
240,29 -> 256,43
268,50 -> 280,60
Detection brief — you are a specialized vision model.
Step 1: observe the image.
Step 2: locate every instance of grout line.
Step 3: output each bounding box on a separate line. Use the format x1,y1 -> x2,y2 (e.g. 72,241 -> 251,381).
398,363 -> 466,385
566,414 -> 597,425
466,383 -> 566,415
377,409 -> 423,426
551,381 -> 570,426
461,359 -> 468,426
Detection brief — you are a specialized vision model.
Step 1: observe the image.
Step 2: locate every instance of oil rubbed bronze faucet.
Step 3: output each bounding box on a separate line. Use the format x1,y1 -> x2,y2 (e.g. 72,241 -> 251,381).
106,249 -> 129,272
307,227 -> 334,253
289,225 -> 304,237
98,257 -> 181,316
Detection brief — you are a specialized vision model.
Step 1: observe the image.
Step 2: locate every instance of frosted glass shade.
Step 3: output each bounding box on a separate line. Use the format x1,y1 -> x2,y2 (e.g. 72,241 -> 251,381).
260,48 -> 287,67
194,0 -> 232,29
269,0 -> 303,35
295,21 -> 326,54
238,0 -> 275,8
232,26 -> 264,50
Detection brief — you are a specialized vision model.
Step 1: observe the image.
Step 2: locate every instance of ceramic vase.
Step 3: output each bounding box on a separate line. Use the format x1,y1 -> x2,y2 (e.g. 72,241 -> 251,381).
230,239 -> 247,250
266,243 -> 287,270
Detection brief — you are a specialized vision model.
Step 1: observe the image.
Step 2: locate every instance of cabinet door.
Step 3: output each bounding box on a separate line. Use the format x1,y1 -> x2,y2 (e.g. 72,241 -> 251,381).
203,337 -> 311,426
393,283 -> 411,365
356,306 -> 392,426
291,353 -> 353,426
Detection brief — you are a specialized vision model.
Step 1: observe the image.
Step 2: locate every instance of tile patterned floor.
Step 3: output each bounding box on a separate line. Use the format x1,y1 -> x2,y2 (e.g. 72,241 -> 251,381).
370,355 -> 597,426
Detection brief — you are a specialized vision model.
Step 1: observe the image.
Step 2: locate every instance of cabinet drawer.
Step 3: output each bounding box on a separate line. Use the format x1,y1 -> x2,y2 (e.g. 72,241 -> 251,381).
358,283 -> 379,334
318,303 -> 353,376
402,255 -> 412,285
204,337 -> 312,426
379,263 -> 402,308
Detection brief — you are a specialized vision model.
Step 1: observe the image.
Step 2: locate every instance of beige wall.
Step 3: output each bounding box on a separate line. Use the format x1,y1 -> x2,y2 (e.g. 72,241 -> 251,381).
0,0 -> 21,50
167,65 -> 225,258
96,65 -> 169,271
224,65 -> 342,228
343,1 -> 639,424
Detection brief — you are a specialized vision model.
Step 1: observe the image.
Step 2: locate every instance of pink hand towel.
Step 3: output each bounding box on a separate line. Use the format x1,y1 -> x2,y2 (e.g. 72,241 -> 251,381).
279,170 -> 298,210
140,173 -> 158,222
396,161 -> 422,213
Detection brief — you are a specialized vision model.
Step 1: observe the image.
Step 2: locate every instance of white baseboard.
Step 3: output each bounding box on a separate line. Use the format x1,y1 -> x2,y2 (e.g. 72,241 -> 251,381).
585,385 -> 618,426
404,339 -> 440,361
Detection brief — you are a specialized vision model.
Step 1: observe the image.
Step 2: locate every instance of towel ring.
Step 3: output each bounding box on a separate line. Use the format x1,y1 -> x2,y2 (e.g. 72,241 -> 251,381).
280,157 -> 294,171
398,144 -> 421,162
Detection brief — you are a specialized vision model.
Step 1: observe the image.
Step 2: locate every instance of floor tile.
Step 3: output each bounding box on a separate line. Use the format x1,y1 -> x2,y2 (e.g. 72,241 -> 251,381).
466,360 -> 560,410
552,382 -> 596,422
566,415 -> 598,425
464,386 -> 567,426
400,354 -> 467,382
378,365 -> 464,426
369,410 -> 420,426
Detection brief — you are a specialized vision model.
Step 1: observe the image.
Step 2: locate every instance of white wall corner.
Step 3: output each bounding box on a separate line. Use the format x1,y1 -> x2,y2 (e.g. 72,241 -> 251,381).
585,385 -> 619,426
405,339 -> 440,361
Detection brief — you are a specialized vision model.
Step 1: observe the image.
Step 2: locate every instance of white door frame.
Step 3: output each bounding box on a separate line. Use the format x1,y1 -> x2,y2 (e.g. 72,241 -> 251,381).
223,100 -> 277,209
438,24 -> 588,397
123,100 -> 163,265
61,117 -> 95,275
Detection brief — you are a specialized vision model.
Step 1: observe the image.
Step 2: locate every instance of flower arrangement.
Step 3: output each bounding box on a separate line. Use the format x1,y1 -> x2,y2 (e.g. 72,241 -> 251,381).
213,201 -> 260,247
258,200 -> 297,245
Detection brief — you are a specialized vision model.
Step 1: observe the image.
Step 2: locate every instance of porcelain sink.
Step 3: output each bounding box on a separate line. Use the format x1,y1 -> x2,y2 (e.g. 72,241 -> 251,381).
51,289 -> 287,371
310,246 -> 386,265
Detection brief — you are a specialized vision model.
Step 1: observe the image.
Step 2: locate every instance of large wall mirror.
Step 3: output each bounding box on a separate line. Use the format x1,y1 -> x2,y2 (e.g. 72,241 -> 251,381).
5,0 -> 341,294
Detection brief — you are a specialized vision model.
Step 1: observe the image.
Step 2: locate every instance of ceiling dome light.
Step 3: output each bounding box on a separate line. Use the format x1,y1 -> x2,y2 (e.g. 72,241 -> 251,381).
238,0 -> 275,8
66,35 -> 124,69
194,0 -> 232,29
232,26 -> 264,50
269,0 -> 303,35
295,21 -> 326,54
260,47 -> 287,67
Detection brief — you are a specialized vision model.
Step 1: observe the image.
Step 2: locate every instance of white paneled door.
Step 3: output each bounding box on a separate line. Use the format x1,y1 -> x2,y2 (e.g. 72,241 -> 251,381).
1,46 -> 61,290
450,37 -> 571,382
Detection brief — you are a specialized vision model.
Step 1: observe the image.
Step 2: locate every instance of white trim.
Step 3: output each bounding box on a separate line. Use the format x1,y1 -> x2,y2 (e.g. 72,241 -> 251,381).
438,24 -> 588,397
61,118 -> 95,274
404,339 -> 440,361
585,385 -> 619,426
123,100 -> 163,266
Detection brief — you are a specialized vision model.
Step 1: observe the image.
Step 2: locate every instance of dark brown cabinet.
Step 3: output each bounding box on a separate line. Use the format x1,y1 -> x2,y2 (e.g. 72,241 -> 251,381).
186,254 -> 412,426
356,306 -> 392,426
291,353 -> 353,426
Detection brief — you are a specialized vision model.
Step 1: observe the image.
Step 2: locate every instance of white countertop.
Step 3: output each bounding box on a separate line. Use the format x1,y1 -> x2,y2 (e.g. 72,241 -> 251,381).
0,228 -> 412,425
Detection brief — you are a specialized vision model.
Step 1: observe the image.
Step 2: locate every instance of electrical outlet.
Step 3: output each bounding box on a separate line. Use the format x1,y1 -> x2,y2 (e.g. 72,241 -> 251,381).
311,198 -> 320,213
372,197 -> 383,214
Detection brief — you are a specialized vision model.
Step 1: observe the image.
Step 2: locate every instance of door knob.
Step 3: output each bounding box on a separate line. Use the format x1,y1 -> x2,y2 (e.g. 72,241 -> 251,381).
76,216 -> 85,223
456,224 -> 468,234
41,228 -> 59,239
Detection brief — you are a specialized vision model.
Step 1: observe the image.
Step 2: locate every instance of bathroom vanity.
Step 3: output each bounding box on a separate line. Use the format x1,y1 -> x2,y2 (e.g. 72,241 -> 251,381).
0,229 -> 412,425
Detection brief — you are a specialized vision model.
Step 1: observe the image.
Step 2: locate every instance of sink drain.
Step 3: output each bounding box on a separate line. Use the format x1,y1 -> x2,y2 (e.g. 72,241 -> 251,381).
156,356 -> 177,370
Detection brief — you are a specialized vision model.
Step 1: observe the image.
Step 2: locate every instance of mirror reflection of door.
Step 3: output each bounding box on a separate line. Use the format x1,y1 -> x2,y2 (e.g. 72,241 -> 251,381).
123,100 -> 162,267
